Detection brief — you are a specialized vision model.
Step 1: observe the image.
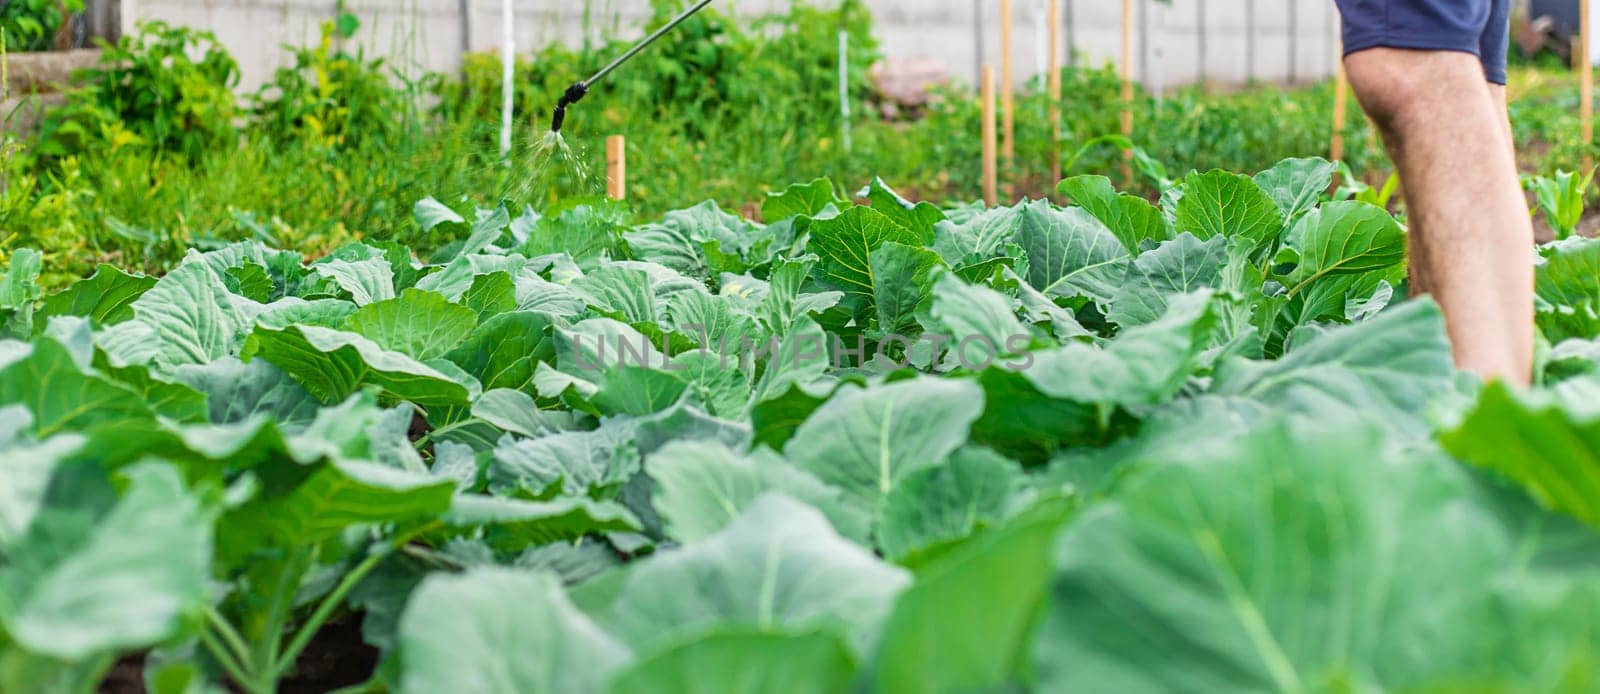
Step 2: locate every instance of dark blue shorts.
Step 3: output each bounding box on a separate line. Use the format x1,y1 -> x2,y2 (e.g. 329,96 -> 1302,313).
1335,0 -> 1512,85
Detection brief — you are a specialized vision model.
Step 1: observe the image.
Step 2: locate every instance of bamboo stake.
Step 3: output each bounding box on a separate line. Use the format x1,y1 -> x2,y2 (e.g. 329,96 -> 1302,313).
606,135 -> 627,201
1048,0 -> 1062,181
1583,0 -> 1594,171
983,66 -> 998,206
1120,0 -> 1133,184
1001,0 -> 1015,165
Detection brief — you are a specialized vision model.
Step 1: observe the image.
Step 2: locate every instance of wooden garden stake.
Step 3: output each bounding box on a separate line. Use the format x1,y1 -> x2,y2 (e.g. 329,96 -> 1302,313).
1120,0 -> 1134,184
1583,0 -> 1594,171
606,135 -> 627,201
1048,0 -> 1062,180
983,66 -> 999,206
1001,0 -> 1015,165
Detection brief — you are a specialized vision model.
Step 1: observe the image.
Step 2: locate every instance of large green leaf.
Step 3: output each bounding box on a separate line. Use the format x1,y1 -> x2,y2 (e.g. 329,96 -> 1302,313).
454,204 -> 513,260
665,291 -> 762,358
1212,299 -> 1454,435
1174,169 -> 1286,254
784,377 -> 985,507
1058,175 -> 1169,255
763,178 -> 843,222
860,177 -> 946,238
1253,157 -> 1336,220
748,315 -> 831,404
1009,200 -> 1129,305
1032,419 -> 1600,692
585,366 -> 691,417
608,628 -> 857,694
414,253 -> 527,302
873,495 -> 1073,692
129,262 -> 254,368
870,241 -> 946,336
0,249 -> 40,336
1442,380 -> 1600,529
442,495 -> 641,552
0,423 -> 82,547
647,440 -> 868,543
1022,290 -> 1216,408
220,458 -> 454,554
756,258 -> 841,335
874,446 -> 1029,562
412,196 -> 466,232
171,357 -> 321,428
461,271 -> 518,321
1004,267 -> 1091,340
667,350 -> 750,418
0,335 -> 153,437
398,568 -> 631,694
627,201 -> 750,276
443,310 -> 556,394
807,206 -> 928,314
246,324 -> 480,406
748,380 -> 831,450
310,257 -> 396,306
345,288 -> 478,361
571,264 -> 659,324
518,204 -> 626,262
36,264 -> 155,328
0,249 -> 41,311
1280,201 -> 1406,297
970,367 -> 1102,464
604,493 -> 910,657
932,205 -> 1023,265
1536,237 -> 1600,343
0,463 -> 211,661
924,272 -> 1031,369
1108,233 -> 1230,328
489,423 -> 640,496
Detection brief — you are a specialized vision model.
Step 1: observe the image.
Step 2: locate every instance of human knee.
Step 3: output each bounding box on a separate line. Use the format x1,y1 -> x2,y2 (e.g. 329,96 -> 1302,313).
1344,48 -> 1486,131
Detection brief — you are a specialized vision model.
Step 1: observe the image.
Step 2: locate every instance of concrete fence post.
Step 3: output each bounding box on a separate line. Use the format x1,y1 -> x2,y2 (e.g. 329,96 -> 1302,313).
1245,0 -> 1255,82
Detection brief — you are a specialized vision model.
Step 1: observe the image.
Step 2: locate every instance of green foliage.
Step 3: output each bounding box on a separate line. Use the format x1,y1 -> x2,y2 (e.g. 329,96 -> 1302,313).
1526,168 -> 1596,240
35,21 -> 240,162
4,159 -> 1600,691
0,0 -> 83,52
252,17 -> 409,149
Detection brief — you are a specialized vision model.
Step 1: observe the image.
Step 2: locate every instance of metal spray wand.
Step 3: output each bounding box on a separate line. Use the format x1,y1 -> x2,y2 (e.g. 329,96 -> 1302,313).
549,0 -> 716,133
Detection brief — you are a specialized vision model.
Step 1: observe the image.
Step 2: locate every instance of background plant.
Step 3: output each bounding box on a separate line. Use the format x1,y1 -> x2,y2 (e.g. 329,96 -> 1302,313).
0,0 -> 82,52
1526,168 -> 1595,239
32,21 -> 239,162
252,15 -> 410,150
2,2 -> 1594,292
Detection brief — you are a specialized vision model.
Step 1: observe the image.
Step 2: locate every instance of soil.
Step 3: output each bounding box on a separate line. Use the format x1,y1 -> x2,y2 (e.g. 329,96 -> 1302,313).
277,616 -> 380,693
1530,206 -> 1600,243
97,616 -> 379,694
99,654 -> 147,693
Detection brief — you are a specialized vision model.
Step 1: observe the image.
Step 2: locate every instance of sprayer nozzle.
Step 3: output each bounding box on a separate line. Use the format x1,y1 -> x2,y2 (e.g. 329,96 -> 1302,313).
550,82 -> 591,133
563,82 -> 590,105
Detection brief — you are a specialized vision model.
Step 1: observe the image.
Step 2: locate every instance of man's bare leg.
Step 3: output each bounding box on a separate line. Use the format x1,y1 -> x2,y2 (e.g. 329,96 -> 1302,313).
1345,48 -> 1533,386
1412,84 -> 1513,297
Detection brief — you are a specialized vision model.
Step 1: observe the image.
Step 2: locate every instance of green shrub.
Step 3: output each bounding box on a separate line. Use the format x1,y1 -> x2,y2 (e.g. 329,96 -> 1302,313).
0,0 -> 83,52
252,16 -> 410,149
34,21 -> 240,162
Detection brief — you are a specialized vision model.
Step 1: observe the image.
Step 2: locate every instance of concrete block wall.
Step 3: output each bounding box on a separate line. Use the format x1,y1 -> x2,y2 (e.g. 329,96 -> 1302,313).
120,0 -> 1343,92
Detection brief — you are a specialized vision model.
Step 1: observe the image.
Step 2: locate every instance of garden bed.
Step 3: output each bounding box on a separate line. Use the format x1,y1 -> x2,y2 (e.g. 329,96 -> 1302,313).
1,158 -> 1598,693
